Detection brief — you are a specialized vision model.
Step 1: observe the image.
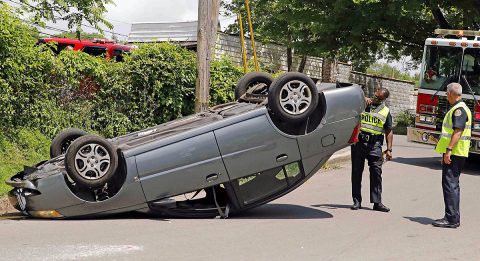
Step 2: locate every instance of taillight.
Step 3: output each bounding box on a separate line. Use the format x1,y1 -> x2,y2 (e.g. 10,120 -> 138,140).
349,123 -> 361,144
473,104 -> 480,132
416,93 -> 439,127
475,112 -> 480,121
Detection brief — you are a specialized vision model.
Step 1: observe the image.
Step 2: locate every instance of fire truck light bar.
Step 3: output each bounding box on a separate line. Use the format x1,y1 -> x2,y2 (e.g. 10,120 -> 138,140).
435,29 -> 480,37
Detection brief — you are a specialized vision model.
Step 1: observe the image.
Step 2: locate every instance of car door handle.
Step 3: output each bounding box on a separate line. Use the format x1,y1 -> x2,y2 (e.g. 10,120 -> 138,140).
276,154 -> 288,162
206,173 -> 219,183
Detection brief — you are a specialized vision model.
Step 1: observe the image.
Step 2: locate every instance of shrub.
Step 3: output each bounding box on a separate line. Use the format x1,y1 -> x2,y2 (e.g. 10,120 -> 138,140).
0,3 -> 261,195
91,43 -> 197,136
209,57 -> 244,105
0,3 -> 58,132
395,110 -> 415,127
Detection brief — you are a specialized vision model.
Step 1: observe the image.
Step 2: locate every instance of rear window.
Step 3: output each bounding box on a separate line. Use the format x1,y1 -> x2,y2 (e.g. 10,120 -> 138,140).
82,46 -> 108,57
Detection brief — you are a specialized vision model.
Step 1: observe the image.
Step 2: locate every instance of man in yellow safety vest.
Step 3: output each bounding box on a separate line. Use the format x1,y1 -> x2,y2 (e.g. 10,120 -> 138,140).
432,82 -> 472,229
351,87 -> 393,212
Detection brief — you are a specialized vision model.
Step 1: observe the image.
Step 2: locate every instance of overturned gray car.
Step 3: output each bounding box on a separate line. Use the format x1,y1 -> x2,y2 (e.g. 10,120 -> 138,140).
6,72 -> 365,219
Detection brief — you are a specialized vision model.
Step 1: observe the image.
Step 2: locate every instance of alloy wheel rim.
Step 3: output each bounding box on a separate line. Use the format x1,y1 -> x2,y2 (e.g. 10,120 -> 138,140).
279,80 -> 312,115
74,143 -> 111,180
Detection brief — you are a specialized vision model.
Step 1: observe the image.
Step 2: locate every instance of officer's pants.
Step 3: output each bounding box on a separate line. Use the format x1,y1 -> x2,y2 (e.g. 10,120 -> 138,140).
442,155 -> 466,224
351,141 -> 383,204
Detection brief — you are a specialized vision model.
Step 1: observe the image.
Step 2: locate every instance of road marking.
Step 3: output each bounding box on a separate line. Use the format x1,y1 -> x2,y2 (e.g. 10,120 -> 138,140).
20,244 -> 143,260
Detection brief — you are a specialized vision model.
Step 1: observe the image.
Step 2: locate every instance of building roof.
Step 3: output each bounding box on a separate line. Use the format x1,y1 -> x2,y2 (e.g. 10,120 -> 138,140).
128,21 -> 198,43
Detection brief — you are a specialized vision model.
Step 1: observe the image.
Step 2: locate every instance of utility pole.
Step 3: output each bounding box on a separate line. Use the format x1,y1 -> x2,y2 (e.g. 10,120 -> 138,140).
195,0 -> 220,112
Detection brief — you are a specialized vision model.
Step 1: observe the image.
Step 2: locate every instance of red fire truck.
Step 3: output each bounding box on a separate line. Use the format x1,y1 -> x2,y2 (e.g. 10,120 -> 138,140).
407,29 -> 480,156
38,38 -> 135,62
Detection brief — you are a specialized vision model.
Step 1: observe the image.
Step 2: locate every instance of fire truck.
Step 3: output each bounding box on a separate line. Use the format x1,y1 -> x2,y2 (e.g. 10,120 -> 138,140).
407,29 -> 480,156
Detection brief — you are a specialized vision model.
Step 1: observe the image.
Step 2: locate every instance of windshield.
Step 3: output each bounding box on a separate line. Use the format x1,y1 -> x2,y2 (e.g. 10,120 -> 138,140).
461,48 -> 480,95
421,45 -> 462,91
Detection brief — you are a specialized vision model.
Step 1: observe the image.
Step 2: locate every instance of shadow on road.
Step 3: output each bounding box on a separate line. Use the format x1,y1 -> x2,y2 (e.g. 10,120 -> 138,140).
234,204 -> 333,219
9,204 -> 334,221
392,157 -> 480,176
404,216 -> 435,225
312,204 -> 352,210
392,157 -> 442,171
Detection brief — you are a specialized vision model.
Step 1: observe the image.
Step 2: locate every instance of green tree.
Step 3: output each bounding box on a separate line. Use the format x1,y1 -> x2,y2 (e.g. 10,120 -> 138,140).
15,0 -> 113,34
224,0 -> 318,72
366,63 -> 419,82
224,1 -> 480,71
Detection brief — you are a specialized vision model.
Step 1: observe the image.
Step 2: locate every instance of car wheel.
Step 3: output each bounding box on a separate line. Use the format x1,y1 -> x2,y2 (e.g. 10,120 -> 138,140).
268,72 -> 319,122
235,72 -> 274,100
64,135 -> 118,189
50,128 -> 88,158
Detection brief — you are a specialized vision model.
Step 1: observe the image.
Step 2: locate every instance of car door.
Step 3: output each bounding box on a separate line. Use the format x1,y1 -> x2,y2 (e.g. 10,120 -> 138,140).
135,132 -> 229,201
214,114 -> 302,206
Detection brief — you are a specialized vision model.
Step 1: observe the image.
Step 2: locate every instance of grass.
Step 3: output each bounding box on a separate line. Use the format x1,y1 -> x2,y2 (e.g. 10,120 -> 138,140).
321,163 -> 341,171
0,129 -> 50,196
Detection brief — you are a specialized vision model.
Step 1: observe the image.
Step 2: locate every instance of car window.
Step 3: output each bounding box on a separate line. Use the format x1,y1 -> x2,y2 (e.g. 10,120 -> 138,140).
56,43 -> 75,54
236,162 -> 302,205
82,46 -> 108,57
113,48 -> 125,62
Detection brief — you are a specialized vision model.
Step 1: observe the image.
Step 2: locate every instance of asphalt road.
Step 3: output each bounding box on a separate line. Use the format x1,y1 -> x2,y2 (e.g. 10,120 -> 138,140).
1,135 -> 479,261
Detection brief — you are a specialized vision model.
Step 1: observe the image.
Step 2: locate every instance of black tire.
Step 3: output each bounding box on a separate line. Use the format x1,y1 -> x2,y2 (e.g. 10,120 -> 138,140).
268,72 -> 319,122
50,128 -> 88,158
64,135 -> 118,189
235,72 -> 274,100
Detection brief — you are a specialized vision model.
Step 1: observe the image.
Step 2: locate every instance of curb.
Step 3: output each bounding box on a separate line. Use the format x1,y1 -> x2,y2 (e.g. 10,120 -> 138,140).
326,151 -> 351,166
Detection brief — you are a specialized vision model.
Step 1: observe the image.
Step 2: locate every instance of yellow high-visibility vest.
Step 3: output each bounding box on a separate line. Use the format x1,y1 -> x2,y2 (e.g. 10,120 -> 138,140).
435,101 -> 472,157
361,104 -> 390,135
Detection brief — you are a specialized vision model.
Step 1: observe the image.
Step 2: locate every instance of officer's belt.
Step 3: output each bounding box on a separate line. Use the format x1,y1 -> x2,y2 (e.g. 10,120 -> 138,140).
359,131 -> 383,143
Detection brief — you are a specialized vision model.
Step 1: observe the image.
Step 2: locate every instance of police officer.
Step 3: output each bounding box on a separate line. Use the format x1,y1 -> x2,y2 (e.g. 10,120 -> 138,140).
432,83 -> 471,229
351,87 -> 393,212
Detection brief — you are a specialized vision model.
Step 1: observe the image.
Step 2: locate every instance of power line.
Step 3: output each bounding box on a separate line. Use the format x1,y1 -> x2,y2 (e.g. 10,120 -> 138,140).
220,15 -> 236,22
77,23 -> 129,37
22,19 -> 70,33
105,17 -> 131,25
37,31 -> 56,37
4,0 -> 131,26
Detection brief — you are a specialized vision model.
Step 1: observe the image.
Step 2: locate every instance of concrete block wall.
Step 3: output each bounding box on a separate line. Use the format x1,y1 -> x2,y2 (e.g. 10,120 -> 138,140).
349,71 -> 416,118
336,62 -> 353,83
214,33 -> 323,79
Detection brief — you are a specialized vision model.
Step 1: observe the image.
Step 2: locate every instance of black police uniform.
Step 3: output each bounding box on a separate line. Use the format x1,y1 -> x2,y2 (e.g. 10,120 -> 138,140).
351,104 -> 392,205
442,100 -> 468,224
